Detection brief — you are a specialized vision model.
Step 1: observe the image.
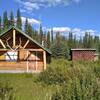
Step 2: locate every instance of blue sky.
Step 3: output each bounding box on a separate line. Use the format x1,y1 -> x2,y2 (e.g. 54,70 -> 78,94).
0,0 -> 100,36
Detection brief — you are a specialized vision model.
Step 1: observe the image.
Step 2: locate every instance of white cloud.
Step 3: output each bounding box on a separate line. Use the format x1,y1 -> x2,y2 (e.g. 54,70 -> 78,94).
52,27 -> 71,33
21,17 -> 40,25
15,16 -> 40,25
14,0 -> 81,12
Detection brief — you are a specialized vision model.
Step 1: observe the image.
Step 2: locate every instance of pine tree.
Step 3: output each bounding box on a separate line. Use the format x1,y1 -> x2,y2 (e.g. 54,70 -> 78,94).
88,33 -> 94,48
24,18 -> 28,34
16,9 -> 22,29
78,37 -> 83,48
3,11 -> 9,29
10,11 -> 14,26
47,31 -> 51,48
83,32 -> 88,48
39,24 -> 43,44
73,35 -> 77,48
56,32 -> 61,45
34,30 -> 39,41
68,32 -> 74,48
51,29 -> 54,43
27,23 -> 33,37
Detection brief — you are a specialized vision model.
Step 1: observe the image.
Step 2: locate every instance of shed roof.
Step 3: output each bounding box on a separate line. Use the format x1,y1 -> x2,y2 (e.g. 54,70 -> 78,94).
0,26 -> 52,54
71,48 -> 96,51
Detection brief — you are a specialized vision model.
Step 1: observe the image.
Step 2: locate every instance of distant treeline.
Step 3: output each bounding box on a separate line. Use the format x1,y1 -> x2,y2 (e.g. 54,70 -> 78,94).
0,9 -> 100,59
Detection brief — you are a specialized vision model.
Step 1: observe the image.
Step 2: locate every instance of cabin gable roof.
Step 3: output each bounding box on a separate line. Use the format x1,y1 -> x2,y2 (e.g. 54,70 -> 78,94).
0,26 -> 52,54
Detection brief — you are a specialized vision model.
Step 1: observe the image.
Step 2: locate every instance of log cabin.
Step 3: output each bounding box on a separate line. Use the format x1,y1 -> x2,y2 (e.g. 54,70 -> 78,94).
70,48 -> 98,61
0,26 -> 51,73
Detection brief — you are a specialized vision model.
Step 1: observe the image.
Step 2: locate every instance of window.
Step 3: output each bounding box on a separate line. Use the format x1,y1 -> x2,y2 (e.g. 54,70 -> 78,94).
5,51 -> 18,61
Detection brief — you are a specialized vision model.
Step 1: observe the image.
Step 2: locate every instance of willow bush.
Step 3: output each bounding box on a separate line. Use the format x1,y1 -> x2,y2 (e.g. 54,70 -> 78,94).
38,59 -> 100,100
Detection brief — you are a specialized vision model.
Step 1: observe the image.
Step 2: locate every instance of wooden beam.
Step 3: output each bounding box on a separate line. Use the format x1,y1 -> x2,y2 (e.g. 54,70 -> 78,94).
26,50 -> 29,72
0,39 -> 6,49
25,49 -> 43,51
23,40 -> 30,49
13,29 -> 16,47
43,51 -> 46,70
36,51 -> 38,71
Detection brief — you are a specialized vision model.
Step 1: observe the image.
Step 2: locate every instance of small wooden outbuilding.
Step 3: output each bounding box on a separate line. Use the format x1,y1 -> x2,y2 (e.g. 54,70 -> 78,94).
0,26 -> 51,72
70,48 -> 98,61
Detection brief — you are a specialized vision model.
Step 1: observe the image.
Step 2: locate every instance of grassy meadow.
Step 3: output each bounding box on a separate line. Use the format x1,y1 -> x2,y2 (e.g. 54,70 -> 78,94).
0,59 -> 100,100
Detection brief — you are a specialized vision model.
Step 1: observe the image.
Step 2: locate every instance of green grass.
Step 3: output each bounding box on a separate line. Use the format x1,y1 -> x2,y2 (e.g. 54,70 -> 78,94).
0,73 -> 59,100
0,59 -> 100,100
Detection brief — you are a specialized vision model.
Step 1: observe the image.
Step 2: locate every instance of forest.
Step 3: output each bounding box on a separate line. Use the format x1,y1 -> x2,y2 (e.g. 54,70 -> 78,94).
0,9 -> 100,59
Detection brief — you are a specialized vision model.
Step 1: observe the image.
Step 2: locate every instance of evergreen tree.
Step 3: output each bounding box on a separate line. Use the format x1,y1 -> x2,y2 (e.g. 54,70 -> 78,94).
83,32 -> 88,48
27,23 -> 33,37
73,35 -> 77,48
34,30 -> 40,41
10,11 -> 14,26
51,32 -> 66,58
51,29 -> 54,43
88,33 -> 94,48
94,36 -> 99,46
3,11 -> 9,29
47,31 -> 51,48
24,18 -> 28,34
78,37 -> 83,48
68,32 -> 74,48
39,24 -> 43,44
56,32 -> 61,45
16,9 -> 22,29
31,28 -> 36,40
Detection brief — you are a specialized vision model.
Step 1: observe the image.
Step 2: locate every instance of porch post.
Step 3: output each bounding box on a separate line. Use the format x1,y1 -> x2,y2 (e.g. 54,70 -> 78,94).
36,51 -> 38,71
13,29 -> 16,47
43,51 -> 46,70
27,50 -> 29,72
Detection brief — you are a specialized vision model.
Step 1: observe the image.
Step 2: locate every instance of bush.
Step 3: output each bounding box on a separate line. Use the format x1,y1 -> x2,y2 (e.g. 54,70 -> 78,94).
51,62 -> 100,100
51,91 -> 62,100
37,59 -> 100,99
38,67 -> 68,85
0,83 -> 15,100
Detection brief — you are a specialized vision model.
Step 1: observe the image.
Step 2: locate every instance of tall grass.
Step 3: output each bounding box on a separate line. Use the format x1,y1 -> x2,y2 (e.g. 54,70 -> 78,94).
0,59 -> 100,100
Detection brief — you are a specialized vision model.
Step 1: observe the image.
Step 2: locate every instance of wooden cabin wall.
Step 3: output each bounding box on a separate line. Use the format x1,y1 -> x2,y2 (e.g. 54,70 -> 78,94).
0,50 -> 44,71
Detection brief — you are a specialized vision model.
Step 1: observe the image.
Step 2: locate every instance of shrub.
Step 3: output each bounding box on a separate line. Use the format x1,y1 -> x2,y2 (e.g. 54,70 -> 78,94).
38,67 -> 68,85
51,63 -> 100,100
0,83 -> 15,100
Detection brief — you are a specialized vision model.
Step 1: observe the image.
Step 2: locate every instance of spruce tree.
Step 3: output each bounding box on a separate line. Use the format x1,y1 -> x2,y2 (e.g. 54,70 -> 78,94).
51,29 -> 54,43
78,37 -> 83,48
56,32 -> 61,45
39,24 -> 43,44
47,31 -> 51,48
3,11 -> 9,29
68,32 -> 74,48
27,23 -> 33,37
10,11 -> 14,26
24,18 -> 28,34
16,9 -> 22,29
34,30 -> 40,42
